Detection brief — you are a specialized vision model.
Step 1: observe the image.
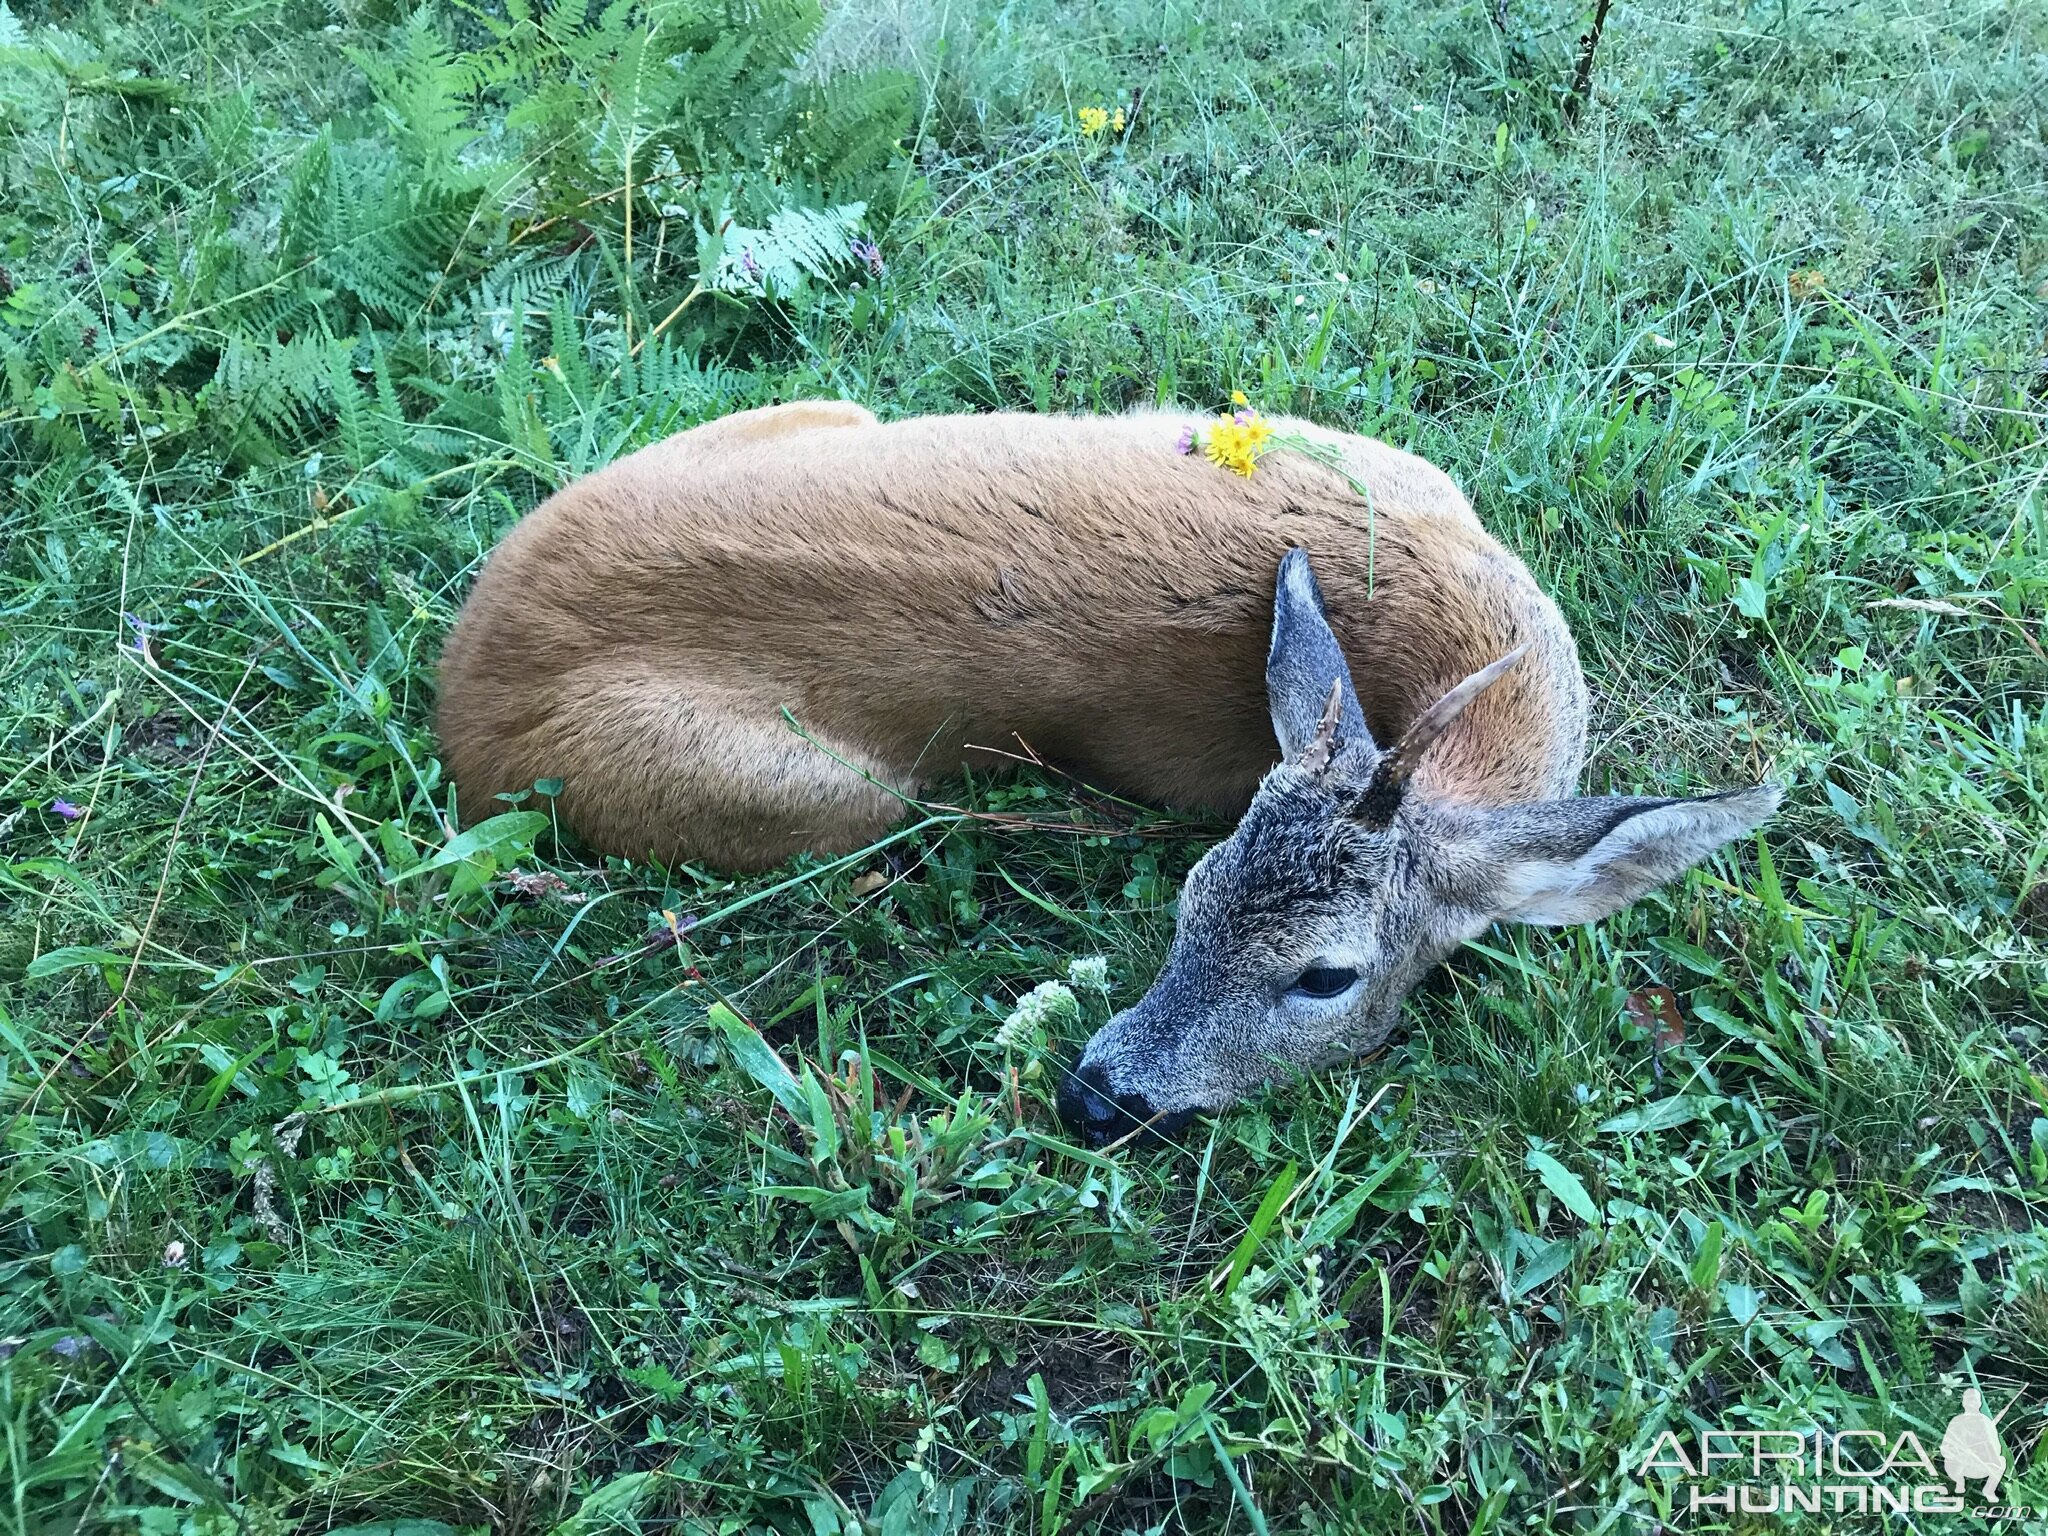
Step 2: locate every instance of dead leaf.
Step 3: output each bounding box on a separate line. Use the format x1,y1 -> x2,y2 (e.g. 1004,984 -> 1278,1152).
850,870 -> 888,896
1626,986 -> 1686,1051
505,868 -> 570,901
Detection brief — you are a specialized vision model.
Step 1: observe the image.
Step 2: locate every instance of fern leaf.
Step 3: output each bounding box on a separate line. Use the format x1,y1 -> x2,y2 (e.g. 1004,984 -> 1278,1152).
702,202 -> 867,296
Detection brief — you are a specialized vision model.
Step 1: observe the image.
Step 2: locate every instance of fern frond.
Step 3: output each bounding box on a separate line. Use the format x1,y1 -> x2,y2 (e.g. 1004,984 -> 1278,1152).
789,70 -> 912,189
702,202 -> 867,296
207,331 -> 351,444
313,145 -> 485,321
348,7 -> 478,184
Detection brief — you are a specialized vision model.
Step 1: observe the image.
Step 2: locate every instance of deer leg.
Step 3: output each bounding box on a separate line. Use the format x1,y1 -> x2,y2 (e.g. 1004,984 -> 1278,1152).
530,675 -> 915,872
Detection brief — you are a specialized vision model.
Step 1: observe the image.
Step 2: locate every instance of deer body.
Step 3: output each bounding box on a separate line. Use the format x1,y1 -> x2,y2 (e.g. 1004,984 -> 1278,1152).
439,401 -> 1590,867
440,401 -> 1778,1142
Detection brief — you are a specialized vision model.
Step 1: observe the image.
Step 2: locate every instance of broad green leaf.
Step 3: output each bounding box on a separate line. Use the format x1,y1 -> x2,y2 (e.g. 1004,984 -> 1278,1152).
708,1002 -> 808,1121
1597,1095 -> 1722,1135
758,1184 -> 875,1219
804,1068 -> 839,1163
1646,936 -> 1725,978
23,946 -> 130,980
1512,1235 -> 1577,1298
1299,1153 -> 1411,1247
550,1471 -> 655,1535
1221,1160 -> 1298,1298
1723,1282 -> 1763,1325
1525,1148 -> 1602,1226
389,811 -> 547,883
565,1068 -> 606,1120
1690,1219 -> 1725,1292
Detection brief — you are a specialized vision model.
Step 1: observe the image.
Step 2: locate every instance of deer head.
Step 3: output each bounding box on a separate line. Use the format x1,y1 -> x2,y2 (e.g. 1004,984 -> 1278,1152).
1055,548 -> 1781,1145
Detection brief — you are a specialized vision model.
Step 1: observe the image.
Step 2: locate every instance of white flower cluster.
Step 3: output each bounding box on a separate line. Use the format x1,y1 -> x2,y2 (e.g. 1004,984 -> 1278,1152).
994,979 -> 1079,1052
1066,955 -> 1111,998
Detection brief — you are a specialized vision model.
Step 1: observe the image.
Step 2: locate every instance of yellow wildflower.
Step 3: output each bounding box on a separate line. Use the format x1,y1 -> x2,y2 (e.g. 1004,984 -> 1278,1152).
1203,409 -> 1273,477
1203,430 -> 1252,476
1112,106 -> 1127,133
1078,106 -> 1109,136
1231,389 -> 1249,406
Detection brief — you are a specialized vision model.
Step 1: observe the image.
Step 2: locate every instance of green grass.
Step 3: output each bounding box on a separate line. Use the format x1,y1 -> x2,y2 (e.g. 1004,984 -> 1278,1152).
4,0 -> 2046,1530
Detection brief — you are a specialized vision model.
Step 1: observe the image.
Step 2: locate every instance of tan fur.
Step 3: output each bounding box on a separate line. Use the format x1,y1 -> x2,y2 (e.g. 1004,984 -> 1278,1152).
436,402 -> 1591,870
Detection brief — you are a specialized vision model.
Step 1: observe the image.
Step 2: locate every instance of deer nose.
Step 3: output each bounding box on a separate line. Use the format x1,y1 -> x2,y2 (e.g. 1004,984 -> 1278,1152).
1056,1060 -> 1196,1146
1056,1059 -> 1146,1146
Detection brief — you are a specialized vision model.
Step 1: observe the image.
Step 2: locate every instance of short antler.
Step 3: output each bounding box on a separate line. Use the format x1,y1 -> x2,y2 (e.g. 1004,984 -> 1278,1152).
1351,644 -> 1528,827
1295,678 -> 1345,775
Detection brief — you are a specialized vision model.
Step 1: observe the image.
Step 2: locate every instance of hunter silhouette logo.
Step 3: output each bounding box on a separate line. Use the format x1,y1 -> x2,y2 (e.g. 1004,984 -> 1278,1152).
1941,1389 -> 2007,1502
1635,1389 -> 2026,1517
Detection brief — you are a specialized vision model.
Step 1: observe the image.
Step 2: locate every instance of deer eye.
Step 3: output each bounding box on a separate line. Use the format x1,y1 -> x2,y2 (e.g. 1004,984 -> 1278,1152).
1288,965 -> 1359,1000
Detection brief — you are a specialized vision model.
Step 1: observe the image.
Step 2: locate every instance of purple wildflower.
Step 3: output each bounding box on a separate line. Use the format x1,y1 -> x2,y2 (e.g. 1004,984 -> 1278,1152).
739,246 -> 762,281
1175,426 -> 1197,455
121,612 -> 150,653
1233,408 -> 1255,426
51,800 -> 83,820
849,236 -> 885,277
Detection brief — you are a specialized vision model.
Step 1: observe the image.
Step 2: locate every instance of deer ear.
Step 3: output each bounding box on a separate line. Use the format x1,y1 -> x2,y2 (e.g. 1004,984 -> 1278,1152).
1446,785 -> 1783,926
1267,549 -> 1369,765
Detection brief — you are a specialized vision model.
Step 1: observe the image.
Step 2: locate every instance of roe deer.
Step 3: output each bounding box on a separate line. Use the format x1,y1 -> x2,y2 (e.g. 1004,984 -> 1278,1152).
437,401 -> 1780,1143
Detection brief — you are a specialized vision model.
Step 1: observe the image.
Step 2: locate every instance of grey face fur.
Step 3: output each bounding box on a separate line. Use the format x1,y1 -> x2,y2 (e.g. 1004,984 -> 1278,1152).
1055,549 -> 1782,1145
